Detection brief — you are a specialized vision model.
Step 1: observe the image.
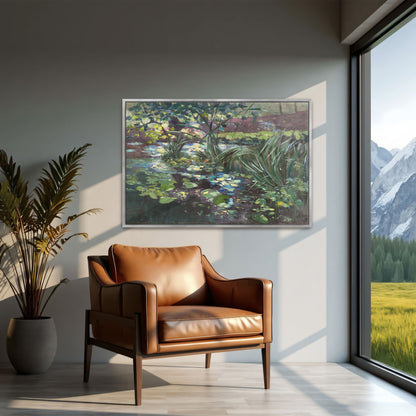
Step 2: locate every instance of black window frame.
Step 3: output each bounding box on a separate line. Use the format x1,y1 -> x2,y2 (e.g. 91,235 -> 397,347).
350,0 -> 416,395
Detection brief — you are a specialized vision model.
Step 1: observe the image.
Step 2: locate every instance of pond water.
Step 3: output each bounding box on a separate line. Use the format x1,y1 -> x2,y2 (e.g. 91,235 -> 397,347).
126,141 -> 244,197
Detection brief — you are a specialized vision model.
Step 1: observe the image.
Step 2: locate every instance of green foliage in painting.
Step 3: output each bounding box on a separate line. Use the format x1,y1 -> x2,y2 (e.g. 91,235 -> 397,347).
126,101 -> 260,163
218,131 -> 308,222
161,133 -> 188,162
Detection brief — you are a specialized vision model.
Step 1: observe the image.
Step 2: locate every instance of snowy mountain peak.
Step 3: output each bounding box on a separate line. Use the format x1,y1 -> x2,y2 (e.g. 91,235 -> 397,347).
380,136 -> 416,176
371,136 -> 416,242
371,141 -> 392,182
372,137 -> 416,204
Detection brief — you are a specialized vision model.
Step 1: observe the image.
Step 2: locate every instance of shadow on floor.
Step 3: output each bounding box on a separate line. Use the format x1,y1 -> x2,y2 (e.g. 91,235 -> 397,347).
0,364 -> 168,406
274,364 -> 361,416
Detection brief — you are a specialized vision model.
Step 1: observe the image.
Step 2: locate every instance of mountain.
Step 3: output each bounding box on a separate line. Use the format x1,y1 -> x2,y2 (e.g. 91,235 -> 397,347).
390,148 -> 400,157
371,138 -> 416,241
371,141 -> 392,182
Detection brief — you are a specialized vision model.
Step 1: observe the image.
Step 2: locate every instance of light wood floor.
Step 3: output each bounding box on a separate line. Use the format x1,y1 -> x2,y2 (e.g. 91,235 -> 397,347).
0,358 -> 415,415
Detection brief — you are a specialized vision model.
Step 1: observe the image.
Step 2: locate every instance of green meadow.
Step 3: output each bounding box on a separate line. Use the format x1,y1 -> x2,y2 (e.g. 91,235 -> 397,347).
371,282 -> 416,376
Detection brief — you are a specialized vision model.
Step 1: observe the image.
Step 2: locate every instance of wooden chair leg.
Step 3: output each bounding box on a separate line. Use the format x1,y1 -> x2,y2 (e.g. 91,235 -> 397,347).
133,354 -> 142,405
83,310 -> 92,383
205,353 -> 211,369
133,313 -> 142,405
261,343 -> 270,389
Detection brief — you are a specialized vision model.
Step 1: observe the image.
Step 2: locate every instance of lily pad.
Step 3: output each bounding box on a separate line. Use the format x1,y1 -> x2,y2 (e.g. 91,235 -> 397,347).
201,189 -> 221,200
160,181 -> 175,191
252,213 -> 268,224
184,181 -> 198,189
213,194 -> 231,206
159,196 -> 175,204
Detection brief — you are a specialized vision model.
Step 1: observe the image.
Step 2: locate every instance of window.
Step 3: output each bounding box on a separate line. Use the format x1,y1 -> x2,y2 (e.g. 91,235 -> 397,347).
350,1 -> 416,394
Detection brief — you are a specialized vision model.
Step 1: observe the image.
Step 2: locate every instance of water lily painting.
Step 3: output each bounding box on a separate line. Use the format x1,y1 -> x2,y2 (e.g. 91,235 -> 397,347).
122,100 -> 311,227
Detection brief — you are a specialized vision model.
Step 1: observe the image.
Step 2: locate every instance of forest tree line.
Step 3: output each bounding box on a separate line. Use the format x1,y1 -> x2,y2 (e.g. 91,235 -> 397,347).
372,235 -> 416,282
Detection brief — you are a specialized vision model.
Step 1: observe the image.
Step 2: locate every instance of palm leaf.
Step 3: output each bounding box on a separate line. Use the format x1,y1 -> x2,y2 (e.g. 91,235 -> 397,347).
33,144 -> 91,229
0,151 -> 32,232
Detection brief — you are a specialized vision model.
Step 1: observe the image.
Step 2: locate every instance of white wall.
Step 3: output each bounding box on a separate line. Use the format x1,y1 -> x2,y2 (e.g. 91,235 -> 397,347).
0,0 -> 349,364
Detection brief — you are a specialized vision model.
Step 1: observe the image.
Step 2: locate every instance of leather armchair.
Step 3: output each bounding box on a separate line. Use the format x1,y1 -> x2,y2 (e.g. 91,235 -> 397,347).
84,245 -> 272,405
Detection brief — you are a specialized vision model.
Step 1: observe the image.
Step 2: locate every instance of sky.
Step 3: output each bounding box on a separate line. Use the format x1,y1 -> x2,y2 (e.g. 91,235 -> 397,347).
371,15 -> 416,151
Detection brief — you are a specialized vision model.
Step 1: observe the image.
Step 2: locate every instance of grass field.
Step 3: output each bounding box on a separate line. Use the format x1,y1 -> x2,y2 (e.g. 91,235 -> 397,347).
371,282 -> 416,376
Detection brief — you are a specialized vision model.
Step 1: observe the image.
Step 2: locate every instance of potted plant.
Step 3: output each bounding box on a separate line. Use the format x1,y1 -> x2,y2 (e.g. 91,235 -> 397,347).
0,144 -> 99,374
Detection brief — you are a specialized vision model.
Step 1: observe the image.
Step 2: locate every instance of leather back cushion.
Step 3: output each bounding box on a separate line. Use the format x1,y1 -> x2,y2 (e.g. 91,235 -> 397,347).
108,244 -> 208,306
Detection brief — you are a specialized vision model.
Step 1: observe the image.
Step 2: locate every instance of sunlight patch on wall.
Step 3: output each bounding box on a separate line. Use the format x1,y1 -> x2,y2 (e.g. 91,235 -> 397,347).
80,174 -> 122,240
312,134 -> 327,223
277,227 -> 327,362
289,81 -> 327,129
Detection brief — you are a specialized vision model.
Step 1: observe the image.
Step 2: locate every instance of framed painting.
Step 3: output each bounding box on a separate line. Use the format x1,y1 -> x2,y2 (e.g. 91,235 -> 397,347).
122,99 -> 311,227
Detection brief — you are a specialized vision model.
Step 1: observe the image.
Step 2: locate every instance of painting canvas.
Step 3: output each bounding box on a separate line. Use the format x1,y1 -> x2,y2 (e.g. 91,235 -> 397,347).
123,100 -> 311,227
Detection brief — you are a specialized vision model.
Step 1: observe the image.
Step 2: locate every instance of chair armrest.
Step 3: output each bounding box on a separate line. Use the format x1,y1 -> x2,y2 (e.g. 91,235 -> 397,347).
121,281 -> 158,354
88,256 -> 123,315
88,256 -> 158,354
202,255 -> 273,343
93,281 -> 158,355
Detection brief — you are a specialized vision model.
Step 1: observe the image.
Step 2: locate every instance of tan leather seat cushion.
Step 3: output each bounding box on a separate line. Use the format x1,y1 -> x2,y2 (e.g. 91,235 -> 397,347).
108,245 -> 208,306
158,305 -> 263,342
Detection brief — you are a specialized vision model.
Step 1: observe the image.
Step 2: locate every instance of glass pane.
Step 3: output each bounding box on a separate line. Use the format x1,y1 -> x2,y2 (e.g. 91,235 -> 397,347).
370,16 -> 416,377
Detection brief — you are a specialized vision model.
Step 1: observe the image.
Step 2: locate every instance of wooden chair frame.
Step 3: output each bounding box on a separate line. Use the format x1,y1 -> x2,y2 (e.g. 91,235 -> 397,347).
83,310 -> 270,405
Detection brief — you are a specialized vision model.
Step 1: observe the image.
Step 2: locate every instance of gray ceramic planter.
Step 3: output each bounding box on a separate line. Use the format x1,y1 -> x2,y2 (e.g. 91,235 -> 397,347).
6,317 -> 57,374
